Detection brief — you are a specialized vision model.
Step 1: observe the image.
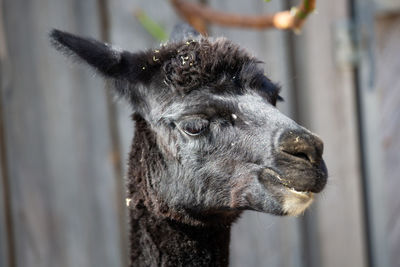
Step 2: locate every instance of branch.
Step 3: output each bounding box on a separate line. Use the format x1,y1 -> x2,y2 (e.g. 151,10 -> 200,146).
170,0 -> 316,34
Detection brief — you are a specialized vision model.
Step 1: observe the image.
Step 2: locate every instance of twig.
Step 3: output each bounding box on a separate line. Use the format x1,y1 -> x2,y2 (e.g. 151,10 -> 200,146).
170,0 -> 316,34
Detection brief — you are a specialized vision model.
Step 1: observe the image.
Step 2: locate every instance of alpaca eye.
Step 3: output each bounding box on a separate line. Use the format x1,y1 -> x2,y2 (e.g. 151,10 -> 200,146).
178,118 -> 209,136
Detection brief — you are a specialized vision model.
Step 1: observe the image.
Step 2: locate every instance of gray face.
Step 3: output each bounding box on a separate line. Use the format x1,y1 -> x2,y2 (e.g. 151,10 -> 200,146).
148,86 -> 326,217
50,28 -> 327,218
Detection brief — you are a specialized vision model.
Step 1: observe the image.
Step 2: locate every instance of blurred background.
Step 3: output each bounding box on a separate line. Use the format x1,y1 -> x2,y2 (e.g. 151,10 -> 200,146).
0,0 -> 399,266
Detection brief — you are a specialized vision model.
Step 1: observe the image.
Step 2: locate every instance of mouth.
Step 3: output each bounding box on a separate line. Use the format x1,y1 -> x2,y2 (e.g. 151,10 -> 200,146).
261,168 -> 316,216
261,167 -> 323,193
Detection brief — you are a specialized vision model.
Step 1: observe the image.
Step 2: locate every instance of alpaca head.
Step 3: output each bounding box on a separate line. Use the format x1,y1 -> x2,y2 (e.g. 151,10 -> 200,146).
50,26 -> 327,223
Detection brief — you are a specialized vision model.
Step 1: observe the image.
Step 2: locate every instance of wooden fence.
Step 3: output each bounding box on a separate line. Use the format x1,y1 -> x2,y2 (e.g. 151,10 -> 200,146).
0,0 -> 399,266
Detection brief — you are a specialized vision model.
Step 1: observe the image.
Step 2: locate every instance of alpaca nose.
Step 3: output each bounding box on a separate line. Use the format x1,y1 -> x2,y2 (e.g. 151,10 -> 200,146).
279,130 -> 324,164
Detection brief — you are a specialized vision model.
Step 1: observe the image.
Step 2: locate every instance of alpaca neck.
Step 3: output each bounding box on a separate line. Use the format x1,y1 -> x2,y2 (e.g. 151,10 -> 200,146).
126,114 -> 232,266
129,208 -> 231,266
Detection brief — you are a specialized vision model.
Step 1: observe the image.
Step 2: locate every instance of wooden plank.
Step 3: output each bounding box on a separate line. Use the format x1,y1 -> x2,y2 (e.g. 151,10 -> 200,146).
209,1 -> 303,267
353,0 -> 391,266
0,117 -> 11,267
1,0 -> 124,266
0,163 -> 10,267
291,0 -> 367,266
0,166 -> 10,267
0,159 -> 10,267
373,14 -> 400,267
0,0 -> 12,265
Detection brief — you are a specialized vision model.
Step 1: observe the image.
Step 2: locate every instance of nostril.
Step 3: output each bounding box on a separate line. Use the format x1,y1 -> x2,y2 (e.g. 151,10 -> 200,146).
291,152 -> 311,162
282,148 -> 315,163
279,130 -> 324,164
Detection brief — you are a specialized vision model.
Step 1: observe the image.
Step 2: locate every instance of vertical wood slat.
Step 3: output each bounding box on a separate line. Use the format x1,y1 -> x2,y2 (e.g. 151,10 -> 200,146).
209,1 -> 303,267
0,163 -> 11,267
0,1 -> 13,265
353,0 -> 391,267
0,159 -> 10,267
96,0 -> 128,265
1,0 -> 124,266
374,15 -> 400,267
354,1 -> 400,266
0,104 -> 11,267
291,0 -> 367,266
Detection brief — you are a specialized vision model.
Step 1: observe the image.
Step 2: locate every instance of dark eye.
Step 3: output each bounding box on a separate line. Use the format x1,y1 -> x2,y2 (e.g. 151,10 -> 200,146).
178,118 -> 209,136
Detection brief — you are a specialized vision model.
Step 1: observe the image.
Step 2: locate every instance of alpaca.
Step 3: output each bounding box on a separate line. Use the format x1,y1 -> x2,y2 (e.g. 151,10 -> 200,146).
50,25 -> 327,267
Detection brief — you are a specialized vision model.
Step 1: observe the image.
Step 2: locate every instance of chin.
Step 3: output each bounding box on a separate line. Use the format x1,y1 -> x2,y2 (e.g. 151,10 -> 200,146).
281,187 -> 314,216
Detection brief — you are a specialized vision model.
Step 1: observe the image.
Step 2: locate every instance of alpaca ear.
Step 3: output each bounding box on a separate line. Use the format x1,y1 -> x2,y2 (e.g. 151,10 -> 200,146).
49,29 -> 155,84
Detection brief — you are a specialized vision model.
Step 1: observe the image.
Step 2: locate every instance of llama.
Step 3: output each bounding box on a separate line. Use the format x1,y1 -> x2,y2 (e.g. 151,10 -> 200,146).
50,24 -> 327,267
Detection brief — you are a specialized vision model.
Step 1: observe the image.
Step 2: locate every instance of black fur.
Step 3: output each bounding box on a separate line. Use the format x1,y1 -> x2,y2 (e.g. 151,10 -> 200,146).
50,25 -> 327,266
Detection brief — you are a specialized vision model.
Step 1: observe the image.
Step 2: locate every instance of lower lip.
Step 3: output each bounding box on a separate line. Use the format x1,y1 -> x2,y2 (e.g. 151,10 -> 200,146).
262,168 -> 316,198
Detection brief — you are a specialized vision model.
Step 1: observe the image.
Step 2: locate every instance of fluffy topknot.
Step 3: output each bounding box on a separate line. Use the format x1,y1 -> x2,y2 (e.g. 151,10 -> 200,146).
160,38 -> 257,93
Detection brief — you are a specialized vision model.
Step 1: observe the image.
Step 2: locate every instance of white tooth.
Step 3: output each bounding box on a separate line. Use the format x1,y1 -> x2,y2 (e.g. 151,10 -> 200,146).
289,188 -> 313,197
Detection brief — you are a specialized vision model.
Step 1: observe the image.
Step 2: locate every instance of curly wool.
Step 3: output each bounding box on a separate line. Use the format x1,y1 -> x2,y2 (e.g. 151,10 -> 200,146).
161,38 -> 256,93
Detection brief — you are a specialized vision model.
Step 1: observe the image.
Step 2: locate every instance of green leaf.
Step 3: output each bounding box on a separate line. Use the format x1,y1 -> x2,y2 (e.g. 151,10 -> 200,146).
135,10 -> 168,42
264,0 -> 271,2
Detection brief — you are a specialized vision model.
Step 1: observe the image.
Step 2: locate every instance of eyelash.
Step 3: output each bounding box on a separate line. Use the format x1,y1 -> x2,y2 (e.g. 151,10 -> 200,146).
178,118 -> 209,136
